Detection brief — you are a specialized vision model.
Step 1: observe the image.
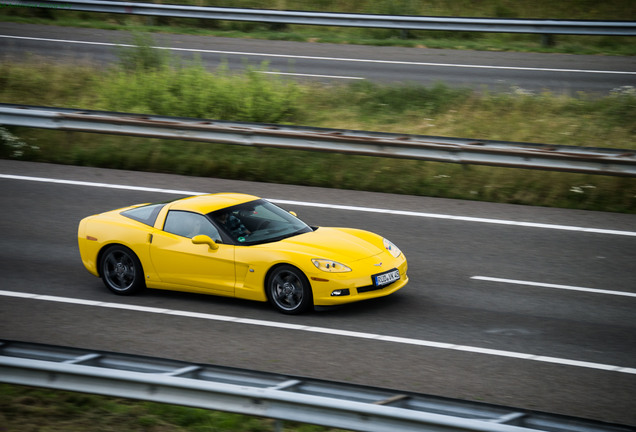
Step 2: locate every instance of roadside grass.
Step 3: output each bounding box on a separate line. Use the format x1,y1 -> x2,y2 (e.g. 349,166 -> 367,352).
1,0 -> 636,55
1,49 -> 635,213
0,383 -> 348,432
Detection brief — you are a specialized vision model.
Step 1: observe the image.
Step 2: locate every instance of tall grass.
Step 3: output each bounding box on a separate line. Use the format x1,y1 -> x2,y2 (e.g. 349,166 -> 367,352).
101,61 -> 300,122
105,36 -> 301,122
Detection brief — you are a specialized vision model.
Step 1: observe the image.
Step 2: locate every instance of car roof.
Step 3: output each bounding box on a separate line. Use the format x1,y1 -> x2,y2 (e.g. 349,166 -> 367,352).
168,193 -> 260,214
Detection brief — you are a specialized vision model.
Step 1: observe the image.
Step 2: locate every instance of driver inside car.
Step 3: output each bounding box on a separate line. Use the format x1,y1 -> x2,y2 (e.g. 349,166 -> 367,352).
216,211 -> 251,240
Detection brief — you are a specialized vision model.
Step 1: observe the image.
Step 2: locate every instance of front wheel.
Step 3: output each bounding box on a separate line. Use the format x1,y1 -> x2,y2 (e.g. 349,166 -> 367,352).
100,245 -> 145,295
267,265 -> 313,314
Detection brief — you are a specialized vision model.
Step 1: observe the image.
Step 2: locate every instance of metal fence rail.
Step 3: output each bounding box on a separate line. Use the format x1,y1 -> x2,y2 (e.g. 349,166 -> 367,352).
1,104 -> 635,177
6,0 -> 636,36
1,340 -> 633,432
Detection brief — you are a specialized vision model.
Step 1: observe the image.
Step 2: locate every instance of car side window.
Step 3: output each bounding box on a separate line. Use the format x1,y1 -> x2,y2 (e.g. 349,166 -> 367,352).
121,203 -> 166,226
163,211 -> 222,242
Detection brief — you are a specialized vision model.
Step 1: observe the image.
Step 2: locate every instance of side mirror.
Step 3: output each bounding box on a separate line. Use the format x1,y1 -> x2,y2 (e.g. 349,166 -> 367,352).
289,211 -> 297,217
191,235 -> 219,250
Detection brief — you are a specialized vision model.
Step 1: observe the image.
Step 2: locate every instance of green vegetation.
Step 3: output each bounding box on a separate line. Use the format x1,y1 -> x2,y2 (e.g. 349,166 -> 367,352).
0,383 -> 349,432
1,0 -> 635,55
1,46 -> 634,213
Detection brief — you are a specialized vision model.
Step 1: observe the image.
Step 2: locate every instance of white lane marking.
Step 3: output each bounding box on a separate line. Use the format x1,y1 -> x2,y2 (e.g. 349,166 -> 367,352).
258,71 -> 364,80
2,34 -> 635,76
270,198 -> 636,237
1,289 -> 634,374
472,276 -> 636,298
0,174 -> 206,196
2,173 -> 636,237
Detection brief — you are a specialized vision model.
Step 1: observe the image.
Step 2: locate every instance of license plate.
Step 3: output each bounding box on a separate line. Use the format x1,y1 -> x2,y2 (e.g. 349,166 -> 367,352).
372,269 -> 400,287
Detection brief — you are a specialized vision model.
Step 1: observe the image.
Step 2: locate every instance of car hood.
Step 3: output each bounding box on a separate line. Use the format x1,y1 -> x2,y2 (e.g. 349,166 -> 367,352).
276,227 -> 384,262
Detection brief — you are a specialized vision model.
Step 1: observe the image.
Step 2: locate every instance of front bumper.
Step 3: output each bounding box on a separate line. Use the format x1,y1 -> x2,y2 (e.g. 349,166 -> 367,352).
310,255 -> 408,306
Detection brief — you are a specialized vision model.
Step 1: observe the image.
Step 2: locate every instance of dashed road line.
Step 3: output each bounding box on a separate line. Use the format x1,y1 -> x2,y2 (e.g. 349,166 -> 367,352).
471,276 -> 636,298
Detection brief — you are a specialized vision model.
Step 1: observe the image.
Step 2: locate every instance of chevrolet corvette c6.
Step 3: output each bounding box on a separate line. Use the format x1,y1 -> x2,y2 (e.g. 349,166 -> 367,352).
78,193 -> 408,314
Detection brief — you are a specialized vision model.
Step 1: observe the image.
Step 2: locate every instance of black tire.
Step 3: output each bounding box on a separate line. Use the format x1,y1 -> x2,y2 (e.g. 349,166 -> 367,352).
100,245 -> 145,295
267,265 -> 313,314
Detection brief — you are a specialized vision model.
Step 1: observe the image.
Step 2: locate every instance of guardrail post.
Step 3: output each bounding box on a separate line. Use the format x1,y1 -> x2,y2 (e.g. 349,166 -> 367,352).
541,34 -> 556,47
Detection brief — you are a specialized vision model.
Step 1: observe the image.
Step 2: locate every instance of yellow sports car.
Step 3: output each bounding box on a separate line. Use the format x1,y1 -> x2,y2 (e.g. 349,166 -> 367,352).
78,193 -> 408,314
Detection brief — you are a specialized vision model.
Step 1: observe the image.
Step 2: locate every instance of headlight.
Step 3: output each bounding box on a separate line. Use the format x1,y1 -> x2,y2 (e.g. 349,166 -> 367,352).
383,238 -> 402,258
312,259 -> 351,273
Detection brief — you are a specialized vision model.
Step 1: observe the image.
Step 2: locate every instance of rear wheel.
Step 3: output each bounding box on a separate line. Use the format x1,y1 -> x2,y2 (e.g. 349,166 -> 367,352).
267,265 -> 313,314
100,245 -> 145,295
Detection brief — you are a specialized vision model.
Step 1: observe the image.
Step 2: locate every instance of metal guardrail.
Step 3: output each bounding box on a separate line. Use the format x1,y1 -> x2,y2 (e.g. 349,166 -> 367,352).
1,340 -> 634,432
5,0 -> 636,36
1,104 -> 636,177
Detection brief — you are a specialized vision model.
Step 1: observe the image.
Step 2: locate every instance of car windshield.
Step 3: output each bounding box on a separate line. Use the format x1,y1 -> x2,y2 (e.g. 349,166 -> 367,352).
209,199 -> 312,245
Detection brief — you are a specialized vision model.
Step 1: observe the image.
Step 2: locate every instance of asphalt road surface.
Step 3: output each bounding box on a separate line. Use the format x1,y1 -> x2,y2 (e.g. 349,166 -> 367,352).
0,160 -> 635,426
1,22 -> 635,94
